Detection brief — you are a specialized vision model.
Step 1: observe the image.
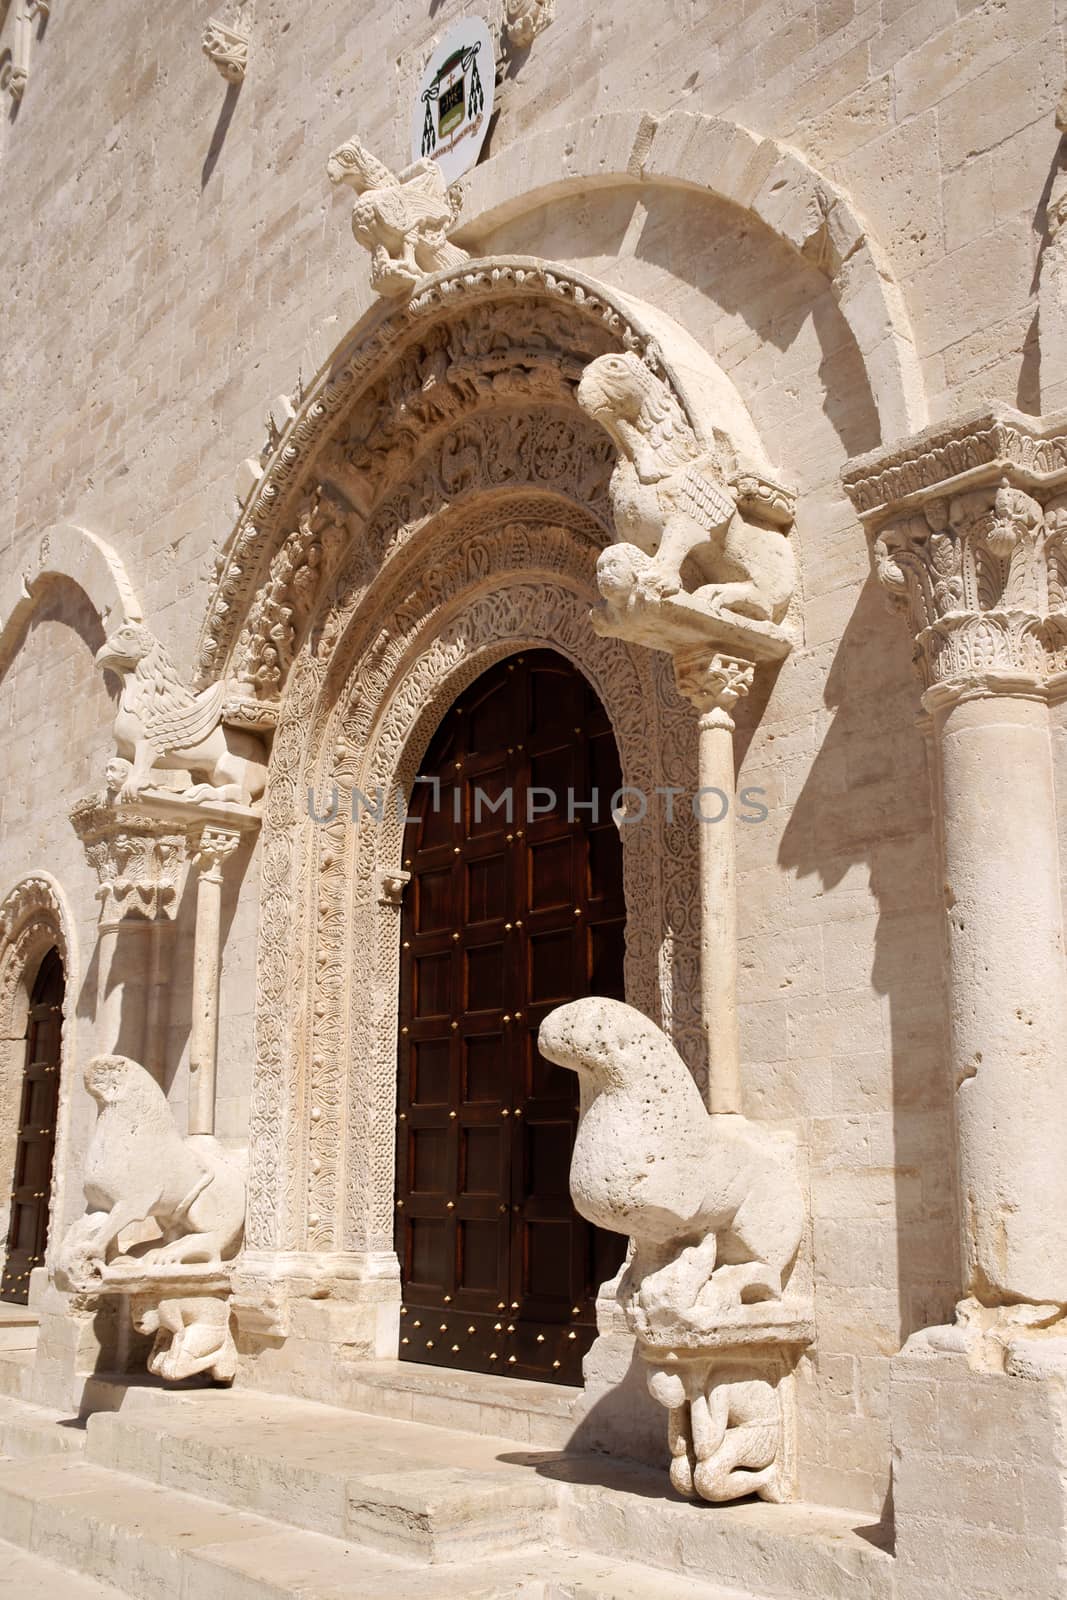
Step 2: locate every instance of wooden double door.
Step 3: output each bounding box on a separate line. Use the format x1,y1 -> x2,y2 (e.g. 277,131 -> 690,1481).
2,948 -> 63,1303
395,650 -> 628,1384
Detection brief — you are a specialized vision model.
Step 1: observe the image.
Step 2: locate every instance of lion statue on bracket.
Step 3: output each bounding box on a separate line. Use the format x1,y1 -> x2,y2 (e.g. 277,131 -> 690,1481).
56,1054 -> 246,1290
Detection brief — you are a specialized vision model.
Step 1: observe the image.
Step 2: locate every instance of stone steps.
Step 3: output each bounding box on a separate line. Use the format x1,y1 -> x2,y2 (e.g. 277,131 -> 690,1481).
0,1349 -> 35,1402
326,1357 -> 581,1449
0,1442 -> 763,1600
0,1381 -> 894,1599
0,1304 -> 40,1353
0,1393 -> 84,1460
85,1381 -> 558,1560
0,1535 -> 129,1598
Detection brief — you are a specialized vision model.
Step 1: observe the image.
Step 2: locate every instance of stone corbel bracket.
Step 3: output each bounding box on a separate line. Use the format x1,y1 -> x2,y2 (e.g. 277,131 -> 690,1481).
76,1261 -> 238,1385
202,16 -> 249,84
0,1 -> 49,107
504,0 -> 554,50
70,790 -> 260,926
69,795 -> 192,927
843,404 -> 1067,705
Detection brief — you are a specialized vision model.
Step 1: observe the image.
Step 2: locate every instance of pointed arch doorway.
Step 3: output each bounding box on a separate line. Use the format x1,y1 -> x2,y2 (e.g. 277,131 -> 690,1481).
394,649 -> 628,1383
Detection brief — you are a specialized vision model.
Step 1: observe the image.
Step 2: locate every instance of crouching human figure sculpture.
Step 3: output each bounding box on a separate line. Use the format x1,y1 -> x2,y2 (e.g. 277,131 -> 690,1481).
539,997 -> 811,1503
56,1054 -> 246,1383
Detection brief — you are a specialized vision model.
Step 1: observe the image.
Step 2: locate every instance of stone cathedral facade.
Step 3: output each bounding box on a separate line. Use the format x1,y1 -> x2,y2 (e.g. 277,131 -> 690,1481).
0,2 -> 1065,1597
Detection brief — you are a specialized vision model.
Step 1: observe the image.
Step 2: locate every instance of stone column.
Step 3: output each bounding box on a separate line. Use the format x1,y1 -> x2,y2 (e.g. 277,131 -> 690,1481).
590,568 -> 787,1115
70,797 -> 190,1071
672,648 -> 755,1115
845,410 -> 1067,1600
189,825 -> 241,1137
845,418 -> 1067,1320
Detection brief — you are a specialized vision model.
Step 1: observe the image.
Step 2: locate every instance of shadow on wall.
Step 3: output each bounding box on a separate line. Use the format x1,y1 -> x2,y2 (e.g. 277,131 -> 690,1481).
476,183 -> 884,464
779,575 -> 959,1354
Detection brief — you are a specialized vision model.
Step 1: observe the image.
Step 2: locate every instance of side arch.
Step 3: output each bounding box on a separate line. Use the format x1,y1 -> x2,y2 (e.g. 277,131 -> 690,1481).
0,873 -> 79,1280
0,523 -> 142,681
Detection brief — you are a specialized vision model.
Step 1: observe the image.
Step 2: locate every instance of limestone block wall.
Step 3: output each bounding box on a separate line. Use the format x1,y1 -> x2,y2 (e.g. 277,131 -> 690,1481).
0,0 -> 1058,1517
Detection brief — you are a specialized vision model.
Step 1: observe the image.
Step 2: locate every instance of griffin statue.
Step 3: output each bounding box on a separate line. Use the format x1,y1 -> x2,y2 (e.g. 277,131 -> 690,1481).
326,137 -> 468,297
95,622 -> 266,805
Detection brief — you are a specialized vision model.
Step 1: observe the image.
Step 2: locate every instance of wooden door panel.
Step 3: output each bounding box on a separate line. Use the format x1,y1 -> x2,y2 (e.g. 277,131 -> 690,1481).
396,650 -> 627,1383
2,948 -> 63,1304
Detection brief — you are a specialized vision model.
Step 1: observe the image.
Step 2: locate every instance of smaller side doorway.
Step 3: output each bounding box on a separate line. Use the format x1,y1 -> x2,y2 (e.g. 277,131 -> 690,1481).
1,947 -> 63,1303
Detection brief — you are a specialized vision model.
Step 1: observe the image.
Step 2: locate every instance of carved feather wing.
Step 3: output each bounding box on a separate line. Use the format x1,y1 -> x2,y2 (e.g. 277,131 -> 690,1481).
142,679 -> 226,753
668,458 -> 735,530
401,163 -> 453,220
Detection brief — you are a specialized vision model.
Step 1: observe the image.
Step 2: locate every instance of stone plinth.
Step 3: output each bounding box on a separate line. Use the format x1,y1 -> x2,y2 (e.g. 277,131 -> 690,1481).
892,1337 -> 1067,1600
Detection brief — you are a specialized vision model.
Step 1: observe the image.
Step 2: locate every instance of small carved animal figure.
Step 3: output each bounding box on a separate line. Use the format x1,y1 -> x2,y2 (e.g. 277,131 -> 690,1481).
55,1054 -> 246,1290
326,137 -> 468,297
538,997 -> 803,1327
95,622 -> 266,804
576,352 -> 794,623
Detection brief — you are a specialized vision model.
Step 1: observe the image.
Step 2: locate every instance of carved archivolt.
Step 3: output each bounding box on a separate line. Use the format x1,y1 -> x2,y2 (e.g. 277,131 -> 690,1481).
197,260 -> 779,704
0,873 -> 77,1275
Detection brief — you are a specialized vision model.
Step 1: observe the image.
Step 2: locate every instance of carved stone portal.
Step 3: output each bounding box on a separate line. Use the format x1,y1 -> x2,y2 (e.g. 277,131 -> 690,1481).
539,997 -> 812,1503
55,1054 -> 246,1384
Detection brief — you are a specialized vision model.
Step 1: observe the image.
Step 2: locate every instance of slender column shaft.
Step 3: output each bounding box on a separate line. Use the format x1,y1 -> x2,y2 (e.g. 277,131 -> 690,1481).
674,648 -> 754,1116
696,713 -> 742,1115
188,827 -> 239,1136
933,690 -> 1067,1305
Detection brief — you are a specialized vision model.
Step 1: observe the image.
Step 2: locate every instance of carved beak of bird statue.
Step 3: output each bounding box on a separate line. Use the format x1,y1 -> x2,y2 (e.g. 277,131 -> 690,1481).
576,353 -> 645,431
94,623 -> 150,674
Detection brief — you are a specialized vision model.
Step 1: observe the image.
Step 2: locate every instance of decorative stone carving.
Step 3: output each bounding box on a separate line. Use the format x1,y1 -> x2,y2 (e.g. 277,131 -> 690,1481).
0,0 -> 48,106
69,795 -> 190,926
130,1275 -> 238,1382
55,1053 -> 246,1383
505,0 -> 554,48
95,622 -> 267,804
195,260 -> 773,690
844,408 -> 1067,1343
844,409 -> 1067,702
326,138 -> 467,297
233,487 -> 359,693
577,351 -> 795,623
57,1053 -> 246,1279
539,997 -> 811,1502
201,16 -> 249,83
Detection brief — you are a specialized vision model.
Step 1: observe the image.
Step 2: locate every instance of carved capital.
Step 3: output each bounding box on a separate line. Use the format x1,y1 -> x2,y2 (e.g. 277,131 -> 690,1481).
194,825 -> 241,884
375,868 -> 410,907
844,409 -> 1067,704
673,647 -> 755,729
202,17 -> 248,83
70,797 -> 190,926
